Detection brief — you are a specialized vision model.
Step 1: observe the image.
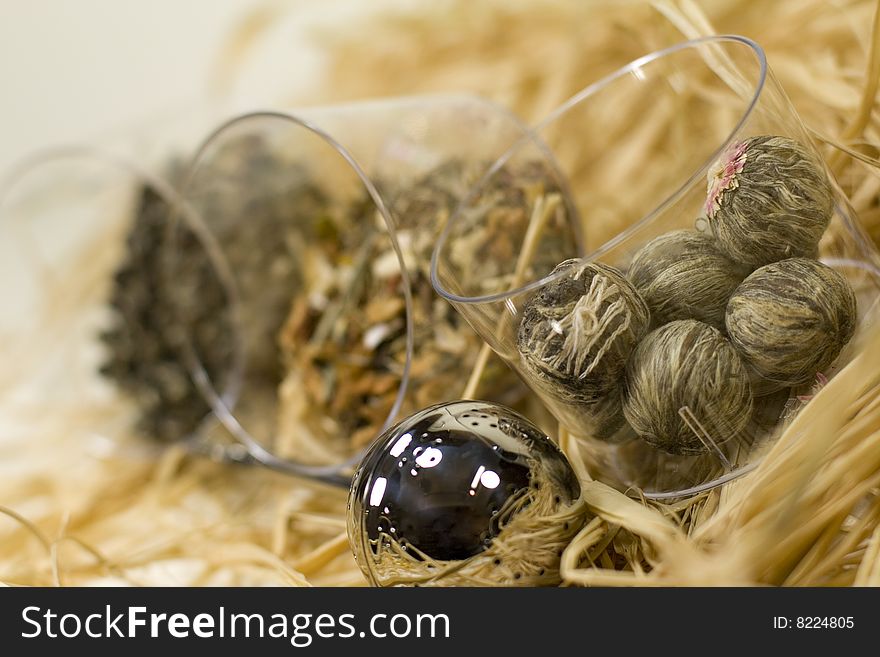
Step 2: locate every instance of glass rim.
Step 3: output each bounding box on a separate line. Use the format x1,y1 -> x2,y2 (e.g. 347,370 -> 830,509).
430,34 -> 768,306
171,108 -> 418,481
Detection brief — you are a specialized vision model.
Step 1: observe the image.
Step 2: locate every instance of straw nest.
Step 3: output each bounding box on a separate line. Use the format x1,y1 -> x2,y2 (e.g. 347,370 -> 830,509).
3,0 -> 880,587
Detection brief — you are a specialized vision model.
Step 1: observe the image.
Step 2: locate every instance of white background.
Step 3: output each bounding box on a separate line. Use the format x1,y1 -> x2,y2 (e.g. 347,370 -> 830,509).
0,0 -> 357,173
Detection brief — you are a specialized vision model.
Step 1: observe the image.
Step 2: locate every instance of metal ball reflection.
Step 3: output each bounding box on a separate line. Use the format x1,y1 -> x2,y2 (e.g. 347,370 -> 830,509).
347,400 -> 585,587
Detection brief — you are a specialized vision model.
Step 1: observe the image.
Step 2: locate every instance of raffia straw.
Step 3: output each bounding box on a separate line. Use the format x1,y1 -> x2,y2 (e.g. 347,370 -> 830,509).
291,532 -> 351,577
51,536 -> 117,587
0,506 -> 52,553
854,526 -> 880,586
461,193 -> 561,399
557,425 -> 591,483
828,0 -> 880,172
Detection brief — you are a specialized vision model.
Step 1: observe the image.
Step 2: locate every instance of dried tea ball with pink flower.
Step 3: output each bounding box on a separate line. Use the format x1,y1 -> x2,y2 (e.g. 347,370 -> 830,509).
725,258 -> 857,388
704,135 -> 833,269
623,319 -> 753,455
628,229 -> 748,330
517,259 -> 650,408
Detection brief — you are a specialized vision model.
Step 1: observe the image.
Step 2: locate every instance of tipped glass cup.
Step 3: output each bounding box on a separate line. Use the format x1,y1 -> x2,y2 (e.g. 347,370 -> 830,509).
431,36 -> 880,498
169,95 -> 571,485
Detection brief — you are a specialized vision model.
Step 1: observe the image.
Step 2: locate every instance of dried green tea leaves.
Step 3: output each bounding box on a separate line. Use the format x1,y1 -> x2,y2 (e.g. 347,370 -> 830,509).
726,258 -> 857,388
623,319 -> 753,455
100,185 -> 235,442
705,135 -> 833,269
101,135 -> 351,444
516,259 -> 649,439
628,229 -> 747,330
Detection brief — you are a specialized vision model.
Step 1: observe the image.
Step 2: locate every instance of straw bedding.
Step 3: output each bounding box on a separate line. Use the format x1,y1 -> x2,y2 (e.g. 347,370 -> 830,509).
2,0 -> 880,586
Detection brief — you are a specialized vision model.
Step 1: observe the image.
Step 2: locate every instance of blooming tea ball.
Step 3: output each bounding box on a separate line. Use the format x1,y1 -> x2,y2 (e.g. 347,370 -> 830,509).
347,401 -> 585,587
536,379 -> 627,443
725,258 -> 857,387
705,135 -> 833,269
623,319 -> 753,455
517,259 -> 650,404
628,229 -> 748,330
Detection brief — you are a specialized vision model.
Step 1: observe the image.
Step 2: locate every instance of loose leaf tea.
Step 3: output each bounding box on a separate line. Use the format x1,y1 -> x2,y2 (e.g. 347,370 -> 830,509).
275,158 -> 562,461
102,134 -> 349,444
100,185 -> 235,442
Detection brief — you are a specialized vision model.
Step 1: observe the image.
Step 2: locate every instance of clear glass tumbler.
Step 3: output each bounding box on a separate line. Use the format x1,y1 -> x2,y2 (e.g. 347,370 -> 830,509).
166,95 -> 575,483
431,36 -> 880,498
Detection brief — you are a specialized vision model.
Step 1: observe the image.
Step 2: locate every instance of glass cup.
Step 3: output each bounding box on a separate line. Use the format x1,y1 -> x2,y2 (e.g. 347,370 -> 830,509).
168,95 -> 574,484
431,36 -> 880,498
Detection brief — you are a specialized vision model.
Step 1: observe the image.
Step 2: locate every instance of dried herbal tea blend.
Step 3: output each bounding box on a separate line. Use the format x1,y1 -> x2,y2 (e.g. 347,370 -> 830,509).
705,135 -> 833,269
628,229 -> 748,331
275,213 -> 408,462
382,158 -> 572,401
276,158 -> 562,460
725,257 -> 857,388
436,160 -> 576,290
623,319 -> 753,455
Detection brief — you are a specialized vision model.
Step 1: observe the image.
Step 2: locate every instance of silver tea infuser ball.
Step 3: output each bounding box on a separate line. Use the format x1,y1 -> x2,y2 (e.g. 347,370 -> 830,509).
347,400 -> 587,587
